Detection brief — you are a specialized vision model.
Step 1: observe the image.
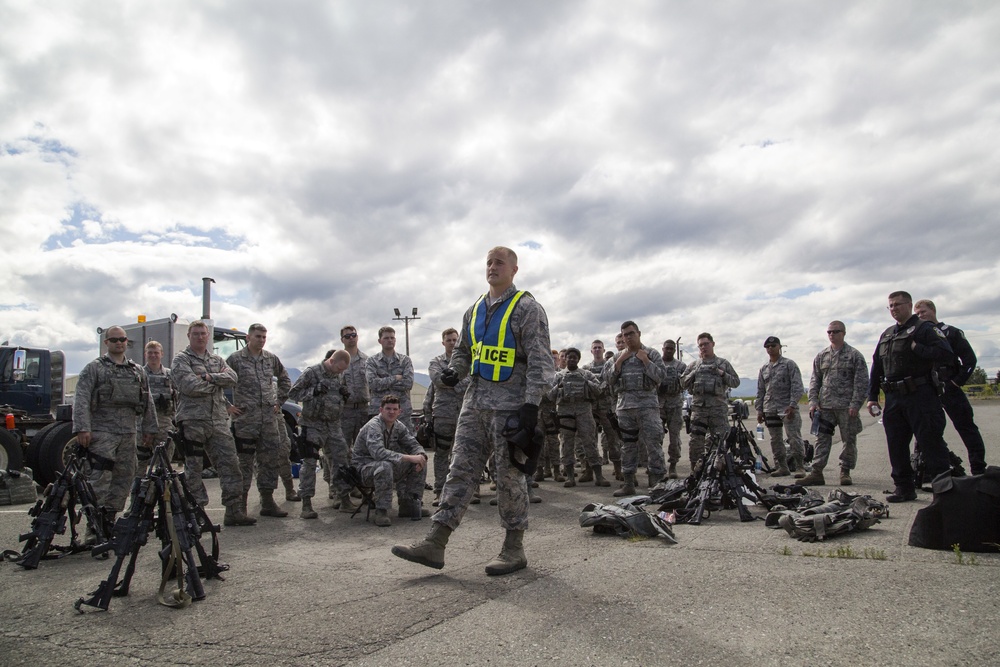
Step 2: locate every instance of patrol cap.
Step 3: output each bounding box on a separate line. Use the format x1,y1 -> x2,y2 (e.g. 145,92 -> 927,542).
763,336 -> 781,348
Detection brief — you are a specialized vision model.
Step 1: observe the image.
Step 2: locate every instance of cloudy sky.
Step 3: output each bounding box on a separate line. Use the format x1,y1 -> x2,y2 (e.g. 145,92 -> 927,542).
2,1 -> 999,386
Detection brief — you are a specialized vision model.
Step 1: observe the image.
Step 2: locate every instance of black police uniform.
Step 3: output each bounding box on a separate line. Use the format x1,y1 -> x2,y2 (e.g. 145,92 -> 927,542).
934,322 -> 987,474
868,314 -> 954,494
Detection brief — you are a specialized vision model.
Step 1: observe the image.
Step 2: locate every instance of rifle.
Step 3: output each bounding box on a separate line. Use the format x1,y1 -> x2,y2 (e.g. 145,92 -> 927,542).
16,448 -> 111,569
679,436 -> 723,525
75,476 -> 157,612
719,447 -> 764,522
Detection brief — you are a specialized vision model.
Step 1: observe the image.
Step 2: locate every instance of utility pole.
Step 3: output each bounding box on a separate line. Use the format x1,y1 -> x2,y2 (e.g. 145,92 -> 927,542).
392,307 -> 420,356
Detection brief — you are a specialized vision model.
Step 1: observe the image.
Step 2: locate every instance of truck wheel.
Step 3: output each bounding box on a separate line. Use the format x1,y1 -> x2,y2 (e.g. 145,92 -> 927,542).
0,429 -> 24,472
30,421 -> 75,485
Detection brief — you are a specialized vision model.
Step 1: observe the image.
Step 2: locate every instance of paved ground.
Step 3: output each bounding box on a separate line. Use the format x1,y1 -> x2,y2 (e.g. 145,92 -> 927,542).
2,403 -> 999,666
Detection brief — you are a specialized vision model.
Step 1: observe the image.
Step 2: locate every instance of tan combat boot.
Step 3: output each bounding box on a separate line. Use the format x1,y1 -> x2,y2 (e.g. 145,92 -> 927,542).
391,522 -> 452,569
338,492 -> 358,513
613,473 -> 637,497
593,465 -> 610,487
578,463 -> 594,483
373,508 -> 391,527
284,476 -> 301,502
563,465 -> 576,488
300,497 -> 318,519
484,529 -> 527,576
840,468 -> 853,486
799,470 -> 825,486
259,490 -> 289,517
224,504 -> 258,527
668,462 -> 678,479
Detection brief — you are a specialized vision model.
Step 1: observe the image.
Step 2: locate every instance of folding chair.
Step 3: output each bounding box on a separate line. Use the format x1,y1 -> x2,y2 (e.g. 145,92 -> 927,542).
336,465 -> 377,521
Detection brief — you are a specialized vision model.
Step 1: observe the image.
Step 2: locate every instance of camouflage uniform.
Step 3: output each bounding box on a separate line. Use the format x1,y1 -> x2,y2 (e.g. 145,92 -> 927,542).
658,358 -> 687,465
808,343 -> 868,473
288,362 -> 351,500
171,346 -> 244,509
549,367 -> 602,467
366,351 -> 414,424
604,346 -> 666,479
427,352 -> 470,494
681,356 -> 740,465
73,356 -> 158,512
434,284 -> 554,532
353,414 -> 427,512
538,394 -> 561,474
226,347 -> 291,496
141,363 -> 177,468
756,356 -> 806,468
340,350 -> 371,456
584,358 -> 621,465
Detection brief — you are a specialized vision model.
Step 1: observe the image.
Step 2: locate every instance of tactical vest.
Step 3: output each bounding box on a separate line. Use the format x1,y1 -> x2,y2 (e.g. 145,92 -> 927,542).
145,368 -> 175,415
559,370 -> 590,401
469,291 -> 524,382
301,372 -> 346,421
96,357 -> 147,413
878,323 -> 931,380
691,360 -> 726,396
934,324 -> 960,382
619,354 -> 654,392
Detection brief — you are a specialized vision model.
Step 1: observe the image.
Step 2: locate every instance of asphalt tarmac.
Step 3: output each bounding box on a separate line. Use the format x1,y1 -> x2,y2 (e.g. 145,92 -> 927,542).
2,403 -> 999,666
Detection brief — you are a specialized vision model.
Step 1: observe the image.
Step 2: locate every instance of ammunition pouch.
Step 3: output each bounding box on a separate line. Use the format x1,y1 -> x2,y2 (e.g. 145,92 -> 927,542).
176,425 -> 204,457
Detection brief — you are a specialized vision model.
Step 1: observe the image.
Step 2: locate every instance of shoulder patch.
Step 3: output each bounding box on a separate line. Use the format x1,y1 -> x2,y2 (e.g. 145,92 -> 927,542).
933,327 -> 946,338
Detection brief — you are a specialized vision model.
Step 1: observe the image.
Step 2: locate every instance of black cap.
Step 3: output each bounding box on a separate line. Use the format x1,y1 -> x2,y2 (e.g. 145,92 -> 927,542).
763,336 -> 781,348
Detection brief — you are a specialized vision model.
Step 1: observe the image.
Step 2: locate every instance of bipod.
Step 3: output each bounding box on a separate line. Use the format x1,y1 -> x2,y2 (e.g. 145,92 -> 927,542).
14,446 -> 114,570
728,408 -> 774,473
75,443 -> 227,612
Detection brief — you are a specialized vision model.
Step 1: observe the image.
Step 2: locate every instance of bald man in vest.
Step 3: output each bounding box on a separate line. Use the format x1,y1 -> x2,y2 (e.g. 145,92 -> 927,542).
393,245 -> 554,576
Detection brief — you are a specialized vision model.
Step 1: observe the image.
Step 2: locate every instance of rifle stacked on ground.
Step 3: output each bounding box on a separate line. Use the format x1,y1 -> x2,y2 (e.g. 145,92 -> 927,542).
660,406 -> 768,525
15,446 -> 114,570
75,443 -> 228,612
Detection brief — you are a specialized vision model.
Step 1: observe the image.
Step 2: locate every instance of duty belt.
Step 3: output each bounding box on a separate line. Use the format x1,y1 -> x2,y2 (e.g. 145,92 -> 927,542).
880,376 -> 930,394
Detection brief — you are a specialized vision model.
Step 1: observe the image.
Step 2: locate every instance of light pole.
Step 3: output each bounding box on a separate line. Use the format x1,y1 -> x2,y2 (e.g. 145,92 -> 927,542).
392,307 -> 420,356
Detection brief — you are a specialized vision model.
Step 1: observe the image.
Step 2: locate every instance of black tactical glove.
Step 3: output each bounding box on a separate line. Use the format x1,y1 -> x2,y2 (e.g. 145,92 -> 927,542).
339,385 -> 351,400
518,403 -> 539,435
440,368 -> 459,387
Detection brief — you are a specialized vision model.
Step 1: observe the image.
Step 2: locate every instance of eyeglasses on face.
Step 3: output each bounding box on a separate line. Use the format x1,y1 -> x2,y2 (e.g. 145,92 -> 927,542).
105,337 -> 128,343
342,333 -> 358,339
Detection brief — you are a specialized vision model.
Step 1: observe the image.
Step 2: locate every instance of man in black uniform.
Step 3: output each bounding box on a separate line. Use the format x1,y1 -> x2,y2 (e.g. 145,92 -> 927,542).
867,291 -> 954,502
914,299 -> 988,475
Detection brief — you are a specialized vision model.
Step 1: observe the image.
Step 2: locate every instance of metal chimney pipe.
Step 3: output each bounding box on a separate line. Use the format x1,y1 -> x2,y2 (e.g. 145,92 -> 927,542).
202,277 -> 215,319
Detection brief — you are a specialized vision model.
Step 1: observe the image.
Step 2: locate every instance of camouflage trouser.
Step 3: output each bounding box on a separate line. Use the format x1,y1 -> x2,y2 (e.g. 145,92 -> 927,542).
617,406 -> 666,477
431,418 -> 457,494
136,433 -> 175,473
179,420 -> 244,509
765,408 -> 805,465
340,404 -> 370,457
234,414 -> 284,494
660,403 -> 684,464
539,408 -> 560,470
557,405 -> 600,467
359,458 -> 427,511
811,408 -> 862,472
434,408 -> 528,532
595,409 -> 622,463
689,404 -> 729,465
84,431 -> 138,513
275,416 -> 294,486
297,421 -> 350,499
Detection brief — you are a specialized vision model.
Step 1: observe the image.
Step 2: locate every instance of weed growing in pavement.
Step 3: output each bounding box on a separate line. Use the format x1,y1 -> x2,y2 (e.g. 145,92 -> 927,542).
951,543 -> 979,566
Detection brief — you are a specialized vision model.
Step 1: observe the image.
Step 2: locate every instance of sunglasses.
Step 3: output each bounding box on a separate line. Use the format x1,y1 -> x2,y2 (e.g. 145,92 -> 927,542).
106,337 -> 128,343
342,333 -> 358,339
827,330 -> 844,334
